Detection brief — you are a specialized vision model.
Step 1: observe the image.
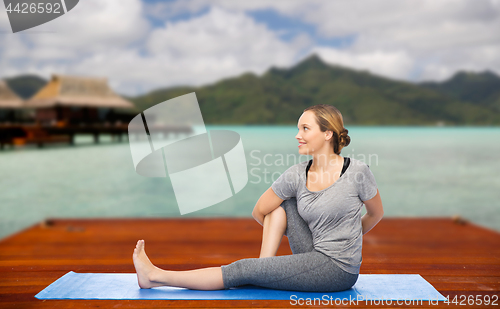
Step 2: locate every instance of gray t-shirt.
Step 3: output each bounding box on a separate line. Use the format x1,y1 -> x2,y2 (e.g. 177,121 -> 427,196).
271,157 -> 378,274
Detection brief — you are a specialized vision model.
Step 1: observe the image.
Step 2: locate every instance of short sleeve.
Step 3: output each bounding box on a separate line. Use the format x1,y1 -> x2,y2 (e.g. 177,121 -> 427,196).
271,165 -> 300,200
356,164 -> 378,202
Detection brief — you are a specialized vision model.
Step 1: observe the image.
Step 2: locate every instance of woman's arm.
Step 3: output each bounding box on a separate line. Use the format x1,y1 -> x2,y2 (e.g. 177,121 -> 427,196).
252,187 -> 285,226
361,189 -> 384,235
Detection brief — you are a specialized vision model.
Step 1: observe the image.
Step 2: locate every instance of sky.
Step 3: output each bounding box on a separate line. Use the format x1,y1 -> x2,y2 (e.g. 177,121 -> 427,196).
0,0 -> 499,96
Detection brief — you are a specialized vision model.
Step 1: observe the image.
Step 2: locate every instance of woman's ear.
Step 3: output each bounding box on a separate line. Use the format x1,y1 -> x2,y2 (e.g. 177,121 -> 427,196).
324,130 -> 333,142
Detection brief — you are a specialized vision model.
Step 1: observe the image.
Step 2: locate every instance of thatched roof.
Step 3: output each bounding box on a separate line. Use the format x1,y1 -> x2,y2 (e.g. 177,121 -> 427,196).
25,74 -> 135,109
0,80 -> 23,108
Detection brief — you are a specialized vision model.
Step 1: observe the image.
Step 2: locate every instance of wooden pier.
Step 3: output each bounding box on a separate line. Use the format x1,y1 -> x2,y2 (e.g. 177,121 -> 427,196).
0,123 -> 193,149
0,217 -> 498,308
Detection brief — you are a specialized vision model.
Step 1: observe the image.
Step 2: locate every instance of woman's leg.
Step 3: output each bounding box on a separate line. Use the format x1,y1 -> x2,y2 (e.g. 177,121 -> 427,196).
259,205 -> 287,258
259,197 -> 314,258
221,250 -> 359,292
132,198 -> 318,291
132,238 -> 358,292
133,240 -> 225,290
280,197 -> 315,254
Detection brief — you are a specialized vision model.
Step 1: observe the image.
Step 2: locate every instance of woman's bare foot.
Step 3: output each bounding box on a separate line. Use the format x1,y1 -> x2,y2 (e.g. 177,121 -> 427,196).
132,240 -> 163,289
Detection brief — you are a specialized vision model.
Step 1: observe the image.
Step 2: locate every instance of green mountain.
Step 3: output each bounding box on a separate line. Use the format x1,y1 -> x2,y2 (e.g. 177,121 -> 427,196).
131,55 -> 500,125
4,55 -> 500,125
420,71 -> 500,113
4,75 -> 47,99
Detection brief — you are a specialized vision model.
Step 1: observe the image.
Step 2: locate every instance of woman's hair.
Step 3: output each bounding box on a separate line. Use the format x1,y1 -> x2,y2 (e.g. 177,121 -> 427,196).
303,104 -> 351,155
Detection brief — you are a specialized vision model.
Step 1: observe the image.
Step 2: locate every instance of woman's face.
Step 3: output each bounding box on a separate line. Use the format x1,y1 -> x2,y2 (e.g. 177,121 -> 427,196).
295,111 -> 332,155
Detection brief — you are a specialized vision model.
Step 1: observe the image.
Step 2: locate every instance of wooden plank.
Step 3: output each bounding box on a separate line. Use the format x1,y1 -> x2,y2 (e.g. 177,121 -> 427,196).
0,217 -> 499,308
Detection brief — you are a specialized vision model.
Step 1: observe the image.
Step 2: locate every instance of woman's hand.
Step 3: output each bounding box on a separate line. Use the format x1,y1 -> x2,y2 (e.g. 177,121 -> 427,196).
361,189 -> 384,235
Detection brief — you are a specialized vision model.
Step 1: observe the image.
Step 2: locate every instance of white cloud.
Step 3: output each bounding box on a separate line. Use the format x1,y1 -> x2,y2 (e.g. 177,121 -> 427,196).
0,1 -> 306,92
0,0 -> 151,79
9,5 -> 307,95
30,0 -> 150,54
0,7 -> 11,32
313,47 -> 414,80
149,0 -> 500,81
417,43 -> 500,81
147,7 -> 301,71
143,0 -> 298,21
1,0 -> 499,96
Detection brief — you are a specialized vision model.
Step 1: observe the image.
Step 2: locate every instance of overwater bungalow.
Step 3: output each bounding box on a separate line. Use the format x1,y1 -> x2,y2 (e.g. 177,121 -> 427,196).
0,80 -> 24,123
0,75 -> 139,148
24,74 -> 136,126
1,74 -> 192,148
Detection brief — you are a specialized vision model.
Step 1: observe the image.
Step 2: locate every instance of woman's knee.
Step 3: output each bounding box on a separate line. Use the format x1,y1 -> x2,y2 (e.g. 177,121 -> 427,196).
268,206 -> 287,231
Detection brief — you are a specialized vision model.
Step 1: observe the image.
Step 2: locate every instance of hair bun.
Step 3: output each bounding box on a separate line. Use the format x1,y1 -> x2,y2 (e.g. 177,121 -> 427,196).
339,129 -> 350,147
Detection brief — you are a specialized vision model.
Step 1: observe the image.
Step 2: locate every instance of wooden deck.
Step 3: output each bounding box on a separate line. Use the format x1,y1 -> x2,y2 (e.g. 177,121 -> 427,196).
0,217 -> 498,308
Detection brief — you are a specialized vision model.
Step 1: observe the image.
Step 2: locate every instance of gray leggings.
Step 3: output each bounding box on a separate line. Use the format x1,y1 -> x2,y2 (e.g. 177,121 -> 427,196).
220,197 -> 359,292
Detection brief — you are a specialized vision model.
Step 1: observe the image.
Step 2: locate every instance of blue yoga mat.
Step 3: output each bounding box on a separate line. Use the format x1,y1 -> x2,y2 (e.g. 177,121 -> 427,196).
35,271 -> 446,301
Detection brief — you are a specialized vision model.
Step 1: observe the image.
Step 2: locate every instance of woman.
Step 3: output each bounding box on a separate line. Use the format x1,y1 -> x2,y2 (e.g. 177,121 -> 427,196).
132,104 -> 384,292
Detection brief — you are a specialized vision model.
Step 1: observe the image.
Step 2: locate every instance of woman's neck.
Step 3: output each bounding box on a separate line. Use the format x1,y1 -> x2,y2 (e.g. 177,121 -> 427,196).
310,153 -> 343,173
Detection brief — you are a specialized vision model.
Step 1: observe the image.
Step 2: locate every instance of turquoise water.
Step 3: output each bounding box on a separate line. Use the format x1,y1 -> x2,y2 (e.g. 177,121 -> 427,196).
1,125 -> 499,239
